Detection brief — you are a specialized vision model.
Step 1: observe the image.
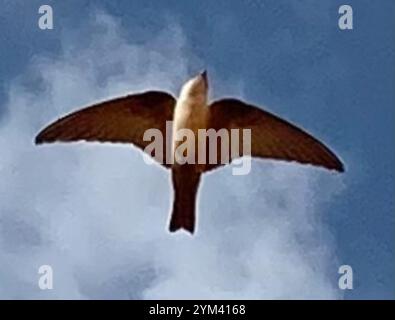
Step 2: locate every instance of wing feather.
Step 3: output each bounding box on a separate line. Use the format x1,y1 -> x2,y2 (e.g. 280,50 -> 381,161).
35,91 -> 176,167
205,98 -> 344,172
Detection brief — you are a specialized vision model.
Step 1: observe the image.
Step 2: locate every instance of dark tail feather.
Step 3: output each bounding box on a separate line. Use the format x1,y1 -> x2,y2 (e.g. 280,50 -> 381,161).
169,166 -> 201,234
169,202 -> 195,233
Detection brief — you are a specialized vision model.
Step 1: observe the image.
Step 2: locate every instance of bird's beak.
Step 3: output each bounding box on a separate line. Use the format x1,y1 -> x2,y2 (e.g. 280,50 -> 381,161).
200,70 -> 208,86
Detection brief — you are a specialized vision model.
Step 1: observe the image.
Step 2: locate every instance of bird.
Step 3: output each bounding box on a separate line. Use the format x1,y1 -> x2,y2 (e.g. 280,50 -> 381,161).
35,70 -> 344,234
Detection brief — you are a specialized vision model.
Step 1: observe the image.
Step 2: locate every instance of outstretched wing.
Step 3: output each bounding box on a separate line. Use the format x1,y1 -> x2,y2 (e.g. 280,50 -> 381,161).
35,91 -> 176,168
205,98 -> 344,172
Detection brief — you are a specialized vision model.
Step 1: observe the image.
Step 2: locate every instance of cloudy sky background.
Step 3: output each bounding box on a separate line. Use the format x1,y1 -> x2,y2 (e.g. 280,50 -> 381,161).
0,0 -> 393,299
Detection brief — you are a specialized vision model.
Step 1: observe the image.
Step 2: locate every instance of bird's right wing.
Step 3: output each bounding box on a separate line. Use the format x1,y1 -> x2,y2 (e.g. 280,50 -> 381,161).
205,98 -> 344,172
35,91 -> 176,168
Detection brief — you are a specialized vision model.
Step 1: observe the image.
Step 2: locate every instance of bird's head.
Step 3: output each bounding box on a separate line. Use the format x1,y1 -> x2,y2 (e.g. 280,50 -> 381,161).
180,70 -> 208,104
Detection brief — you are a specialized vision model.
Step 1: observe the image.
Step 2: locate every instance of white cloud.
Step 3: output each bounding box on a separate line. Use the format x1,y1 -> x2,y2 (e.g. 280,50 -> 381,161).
0,12 -> 344,299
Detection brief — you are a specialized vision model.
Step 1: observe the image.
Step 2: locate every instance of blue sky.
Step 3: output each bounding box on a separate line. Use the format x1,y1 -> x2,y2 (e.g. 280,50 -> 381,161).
0,0 -> 394,299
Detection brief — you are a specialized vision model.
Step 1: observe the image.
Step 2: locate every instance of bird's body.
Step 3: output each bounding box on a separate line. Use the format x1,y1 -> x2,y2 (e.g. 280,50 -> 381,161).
170,72 -> 208,232
35,71 -> 344,234
172,72 -> 208,168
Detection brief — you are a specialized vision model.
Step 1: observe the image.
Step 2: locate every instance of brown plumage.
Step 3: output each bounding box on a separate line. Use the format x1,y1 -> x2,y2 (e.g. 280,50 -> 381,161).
35,71 -> 344,234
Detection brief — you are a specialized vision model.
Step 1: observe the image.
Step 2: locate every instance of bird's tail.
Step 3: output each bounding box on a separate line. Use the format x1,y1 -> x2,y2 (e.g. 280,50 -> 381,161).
169,201 -> 195,233
169,166 -> 201,234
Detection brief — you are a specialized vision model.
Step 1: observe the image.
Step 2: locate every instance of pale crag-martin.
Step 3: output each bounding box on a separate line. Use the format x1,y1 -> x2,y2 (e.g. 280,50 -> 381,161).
35,71 -> 344,234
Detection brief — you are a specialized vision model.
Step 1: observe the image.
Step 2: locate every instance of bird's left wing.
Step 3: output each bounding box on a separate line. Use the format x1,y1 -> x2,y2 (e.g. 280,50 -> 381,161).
35,91 -> 176,168
204,98 -> 344,172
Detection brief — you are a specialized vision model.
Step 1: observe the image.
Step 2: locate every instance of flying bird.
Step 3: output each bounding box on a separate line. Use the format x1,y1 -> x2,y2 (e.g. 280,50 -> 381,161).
35,71 -> 344,234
